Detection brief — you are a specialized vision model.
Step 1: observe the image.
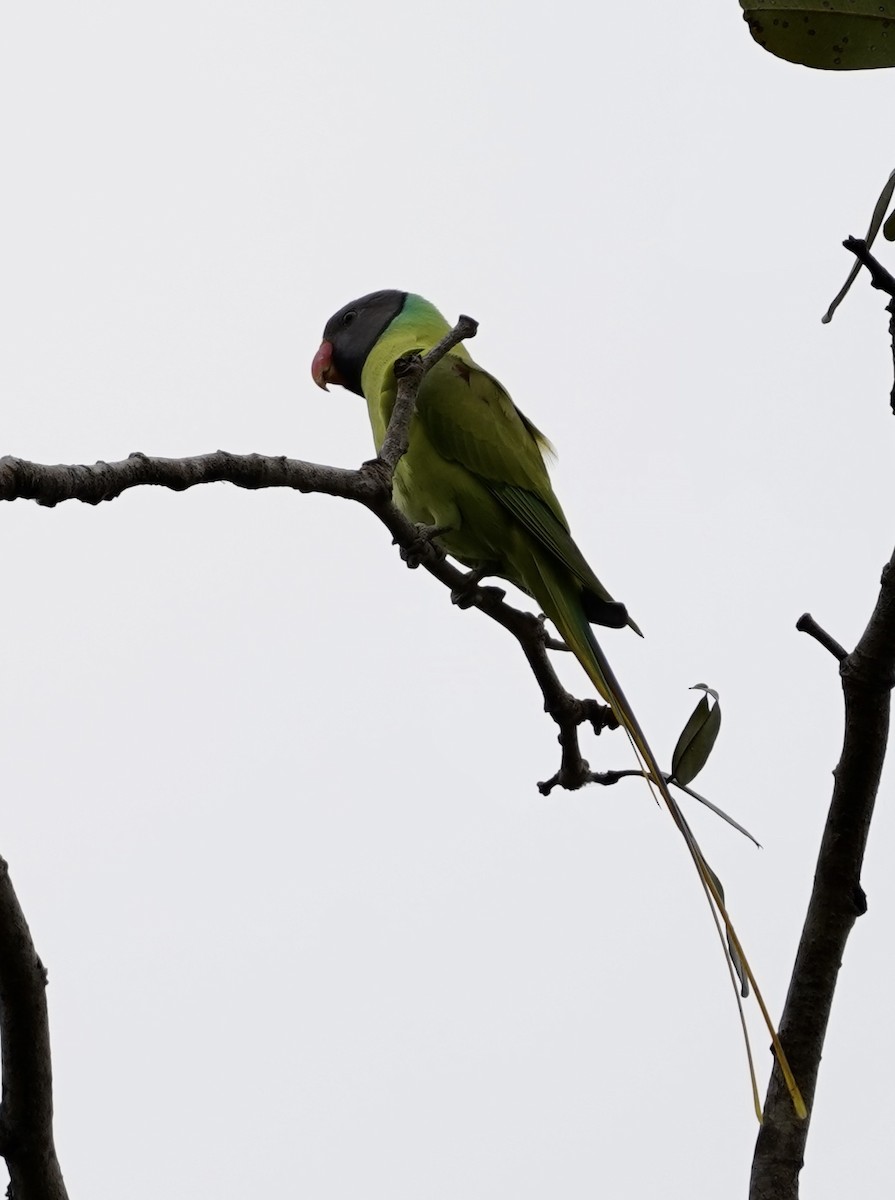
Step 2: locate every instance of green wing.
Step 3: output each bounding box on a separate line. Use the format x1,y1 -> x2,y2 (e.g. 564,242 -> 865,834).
417,355 -> 632,629
418,356 -> 558,497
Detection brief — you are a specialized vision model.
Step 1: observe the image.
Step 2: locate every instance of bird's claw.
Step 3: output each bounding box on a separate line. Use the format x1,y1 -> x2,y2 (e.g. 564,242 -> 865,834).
581,698 -> 618,735
450,567 -> 505,609
397,523 -> 449,569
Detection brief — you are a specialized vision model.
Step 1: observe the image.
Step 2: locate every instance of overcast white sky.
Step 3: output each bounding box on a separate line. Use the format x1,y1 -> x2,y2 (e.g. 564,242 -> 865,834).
1,2 -> 893,1196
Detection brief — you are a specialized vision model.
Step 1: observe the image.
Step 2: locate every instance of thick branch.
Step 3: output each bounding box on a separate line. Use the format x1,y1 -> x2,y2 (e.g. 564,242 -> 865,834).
0,450 -> 385,508
0,857 -> 68,1199
750,546 -> 895,1200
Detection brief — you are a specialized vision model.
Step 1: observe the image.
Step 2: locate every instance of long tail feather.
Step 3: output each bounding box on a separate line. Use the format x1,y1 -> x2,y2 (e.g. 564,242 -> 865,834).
532,560 -> 806,1122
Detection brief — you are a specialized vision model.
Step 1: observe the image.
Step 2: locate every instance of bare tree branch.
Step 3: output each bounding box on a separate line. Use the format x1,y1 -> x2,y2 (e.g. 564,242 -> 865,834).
0,857 -> 68,1200
0,314 -> 628,803
0,440 -> 620,794
750,547 -> 895,1199
0,449 -> 377,508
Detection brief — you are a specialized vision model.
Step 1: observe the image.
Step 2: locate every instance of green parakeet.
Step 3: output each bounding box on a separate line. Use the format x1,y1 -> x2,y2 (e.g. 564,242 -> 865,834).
312,290 -> 805,1120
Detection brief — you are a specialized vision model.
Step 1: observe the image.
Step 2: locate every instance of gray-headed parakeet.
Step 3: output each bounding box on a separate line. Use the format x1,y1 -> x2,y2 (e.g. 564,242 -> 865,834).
312,290 -> 805,1120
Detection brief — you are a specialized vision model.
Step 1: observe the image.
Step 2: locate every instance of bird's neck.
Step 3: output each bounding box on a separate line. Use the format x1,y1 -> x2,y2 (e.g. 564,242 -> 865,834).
361,302 -> 472,451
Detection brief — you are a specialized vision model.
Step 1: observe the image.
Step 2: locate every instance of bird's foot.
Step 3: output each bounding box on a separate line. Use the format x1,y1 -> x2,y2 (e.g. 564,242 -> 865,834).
450,567 -> 505,609
397,523 -> 450,569
581,698 -> 619,735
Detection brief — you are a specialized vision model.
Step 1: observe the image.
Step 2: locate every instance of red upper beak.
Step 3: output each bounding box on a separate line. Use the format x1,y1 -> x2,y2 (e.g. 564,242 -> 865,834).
311,340 -> 344,391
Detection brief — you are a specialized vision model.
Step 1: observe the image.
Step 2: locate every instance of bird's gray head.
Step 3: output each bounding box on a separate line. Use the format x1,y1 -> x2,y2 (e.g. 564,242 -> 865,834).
311,289 -> 407,396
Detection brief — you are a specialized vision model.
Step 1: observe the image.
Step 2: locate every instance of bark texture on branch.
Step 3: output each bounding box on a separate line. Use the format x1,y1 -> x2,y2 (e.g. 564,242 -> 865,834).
750,554 -> 895,1199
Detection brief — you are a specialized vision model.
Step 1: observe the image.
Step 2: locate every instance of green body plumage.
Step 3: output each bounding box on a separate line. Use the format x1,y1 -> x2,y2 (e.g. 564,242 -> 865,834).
361,294 -> 629,636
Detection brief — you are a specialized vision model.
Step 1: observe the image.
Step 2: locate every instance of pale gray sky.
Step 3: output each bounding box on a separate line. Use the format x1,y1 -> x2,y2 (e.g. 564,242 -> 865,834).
1,3 -> 893,1196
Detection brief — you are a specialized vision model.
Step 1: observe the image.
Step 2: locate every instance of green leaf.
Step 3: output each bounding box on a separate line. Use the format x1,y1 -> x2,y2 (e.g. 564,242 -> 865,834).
741,2 -> 895,70
673,780 -> 761,846
670,684 -> 721,788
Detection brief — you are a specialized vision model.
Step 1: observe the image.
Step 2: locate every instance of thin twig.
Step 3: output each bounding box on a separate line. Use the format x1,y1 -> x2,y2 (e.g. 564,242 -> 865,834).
378,315 -> 478,473
795,613 -> 847,663
543,634 -> 571,653
588,767 -> 647,786
537,693 -> 619,795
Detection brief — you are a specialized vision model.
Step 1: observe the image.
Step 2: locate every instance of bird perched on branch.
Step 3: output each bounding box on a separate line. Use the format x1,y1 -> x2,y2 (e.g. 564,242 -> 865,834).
312,289 -> 805,1121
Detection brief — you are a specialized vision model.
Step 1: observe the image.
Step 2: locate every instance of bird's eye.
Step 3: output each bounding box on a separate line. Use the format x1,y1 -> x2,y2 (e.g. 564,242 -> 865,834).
342,310 -> 358,327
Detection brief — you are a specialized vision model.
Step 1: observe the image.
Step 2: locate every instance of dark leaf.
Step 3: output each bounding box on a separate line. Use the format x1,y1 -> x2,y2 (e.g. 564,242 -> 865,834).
741,2 -> 895,70
670,685 -> 721,787
823,169 -> 895,322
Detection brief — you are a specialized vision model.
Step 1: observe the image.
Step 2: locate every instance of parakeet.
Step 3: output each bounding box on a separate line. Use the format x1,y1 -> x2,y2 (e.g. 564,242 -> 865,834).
312,290 -> 805,1120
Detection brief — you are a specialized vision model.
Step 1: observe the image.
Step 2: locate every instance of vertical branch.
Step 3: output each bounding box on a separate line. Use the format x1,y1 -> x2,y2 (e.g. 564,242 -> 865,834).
749,551 -> 895,1199
0,857 -> 68,1200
